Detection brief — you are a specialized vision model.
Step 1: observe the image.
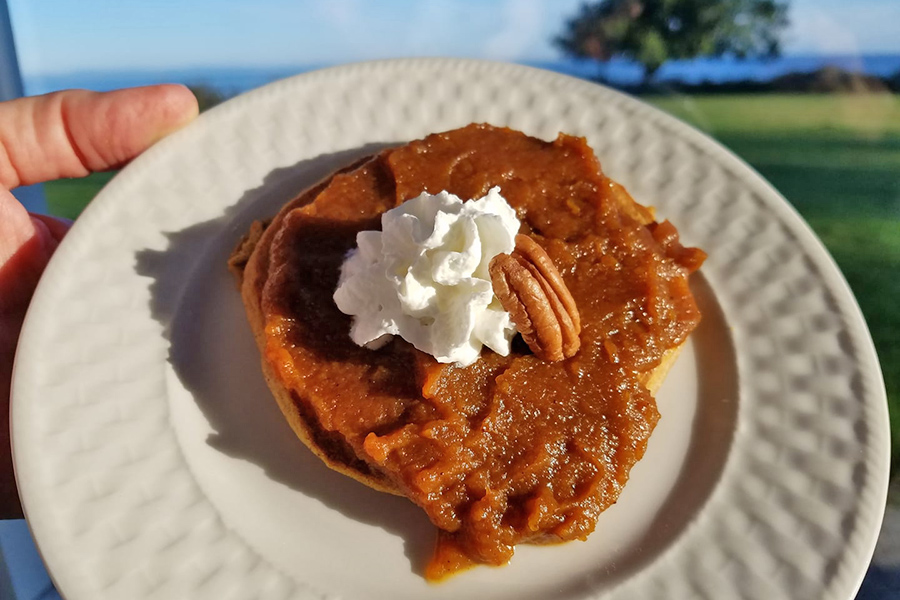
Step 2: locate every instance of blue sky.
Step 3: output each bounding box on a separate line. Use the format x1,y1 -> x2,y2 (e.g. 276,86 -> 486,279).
9,0 -> 900,75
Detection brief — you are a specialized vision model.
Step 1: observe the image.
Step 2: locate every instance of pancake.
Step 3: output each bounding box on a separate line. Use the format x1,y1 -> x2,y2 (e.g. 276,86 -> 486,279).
229,123 -> 705,577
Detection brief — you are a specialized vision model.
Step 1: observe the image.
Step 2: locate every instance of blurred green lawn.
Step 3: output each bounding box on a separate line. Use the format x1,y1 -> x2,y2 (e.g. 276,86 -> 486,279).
43,93 -> 900,471
43,170 -> 116,220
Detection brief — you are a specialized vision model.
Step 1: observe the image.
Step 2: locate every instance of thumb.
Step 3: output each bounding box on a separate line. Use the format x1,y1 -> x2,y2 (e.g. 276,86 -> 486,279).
0,189 -> 65,519
0,190 -> 65,392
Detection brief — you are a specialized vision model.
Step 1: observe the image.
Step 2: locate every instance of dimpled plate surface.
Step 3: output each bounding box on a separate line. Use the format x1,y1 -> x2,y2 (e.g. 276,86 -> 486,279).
12,59 -> 889,600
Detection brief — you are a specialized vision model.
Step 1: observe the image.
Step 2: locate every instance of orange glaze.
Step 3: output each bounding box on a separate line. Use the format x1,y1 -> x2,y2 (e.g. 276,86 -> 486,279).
260,124 -> 705,577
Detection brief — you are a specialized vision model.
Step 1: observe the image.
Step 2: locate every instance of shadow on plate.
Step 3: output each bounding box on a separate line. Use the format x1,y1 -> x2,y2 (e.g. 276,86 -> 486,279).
135,143 -> 438,576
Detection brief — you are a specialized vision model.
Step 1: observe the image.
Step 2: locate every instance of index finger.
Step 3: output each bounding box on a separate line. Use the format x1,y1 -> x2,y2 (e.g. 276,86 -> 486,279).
0,84 -> 198,189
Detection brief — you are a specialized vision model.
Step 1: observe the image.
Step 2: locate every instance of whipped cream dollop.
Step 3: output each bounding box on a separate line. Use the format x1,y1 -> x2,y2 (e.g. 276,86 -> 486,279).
333,187 -> 519,367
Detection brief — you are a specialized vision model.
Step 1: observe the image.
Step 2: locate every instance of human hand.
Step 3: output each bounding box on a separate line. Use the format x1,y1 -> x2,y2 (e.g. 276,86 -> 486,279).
0,85 -> 199,519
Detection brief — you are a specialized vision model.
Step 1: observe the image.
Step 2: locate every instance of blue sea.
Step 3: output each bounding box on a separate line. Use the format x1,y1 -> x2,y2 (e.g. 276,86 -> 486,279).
22,54 -> 900,97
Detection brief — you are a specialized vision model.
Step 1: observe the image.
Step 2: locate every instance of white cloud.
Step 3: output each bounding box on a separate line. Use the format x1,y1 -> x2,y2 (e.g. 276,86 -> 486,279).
314,0 -> 365,28
786,1 -> 900,54
786,10 -> 859,54
481,0 -> 546,61
404,0 -> 468,57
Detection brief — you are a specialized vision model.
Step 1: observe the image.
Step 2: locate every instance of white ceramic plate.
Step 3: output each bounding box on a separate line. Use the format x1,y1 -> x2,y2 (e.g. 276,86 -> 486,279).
12,59 -> 889,600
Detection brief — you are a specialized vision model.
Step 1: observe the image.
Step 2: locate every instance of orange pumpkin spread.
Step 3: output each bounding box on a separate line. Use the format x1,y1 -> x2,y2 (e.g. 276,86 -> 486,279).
231,123 -> 705,579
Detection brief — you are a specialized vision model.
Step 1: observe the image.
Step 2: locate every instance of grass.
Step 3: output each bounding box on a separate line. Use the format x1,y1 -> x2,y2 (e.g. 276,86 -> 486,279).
651,93 -> 900,136
43,170 -> 117,220
42,93 -> 900,471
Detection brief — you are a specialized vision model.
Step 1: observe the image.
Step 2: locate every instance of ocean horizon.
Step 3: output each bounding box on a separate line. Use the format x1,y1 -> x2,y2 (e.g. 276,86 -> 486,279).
22,53 -> 900,97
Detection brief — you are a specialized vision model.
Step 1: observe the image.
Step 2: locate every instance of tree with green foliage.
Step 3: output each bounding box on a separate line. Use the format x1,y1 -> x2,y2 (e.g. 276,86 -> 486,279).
554,0 -> 789,82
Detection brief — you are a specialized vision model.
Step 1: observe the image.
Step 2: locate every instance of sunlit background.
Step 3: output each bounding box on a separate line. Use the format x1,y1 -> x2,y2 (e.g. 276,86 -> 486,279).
2,0 -> 899,598
8,0 -> 900,77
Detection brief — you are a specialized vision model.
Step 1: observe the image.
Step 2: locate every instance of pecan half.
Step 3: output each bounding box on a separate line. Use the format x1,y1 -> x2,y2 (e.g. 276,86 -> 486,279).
489,235 -> 581,362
